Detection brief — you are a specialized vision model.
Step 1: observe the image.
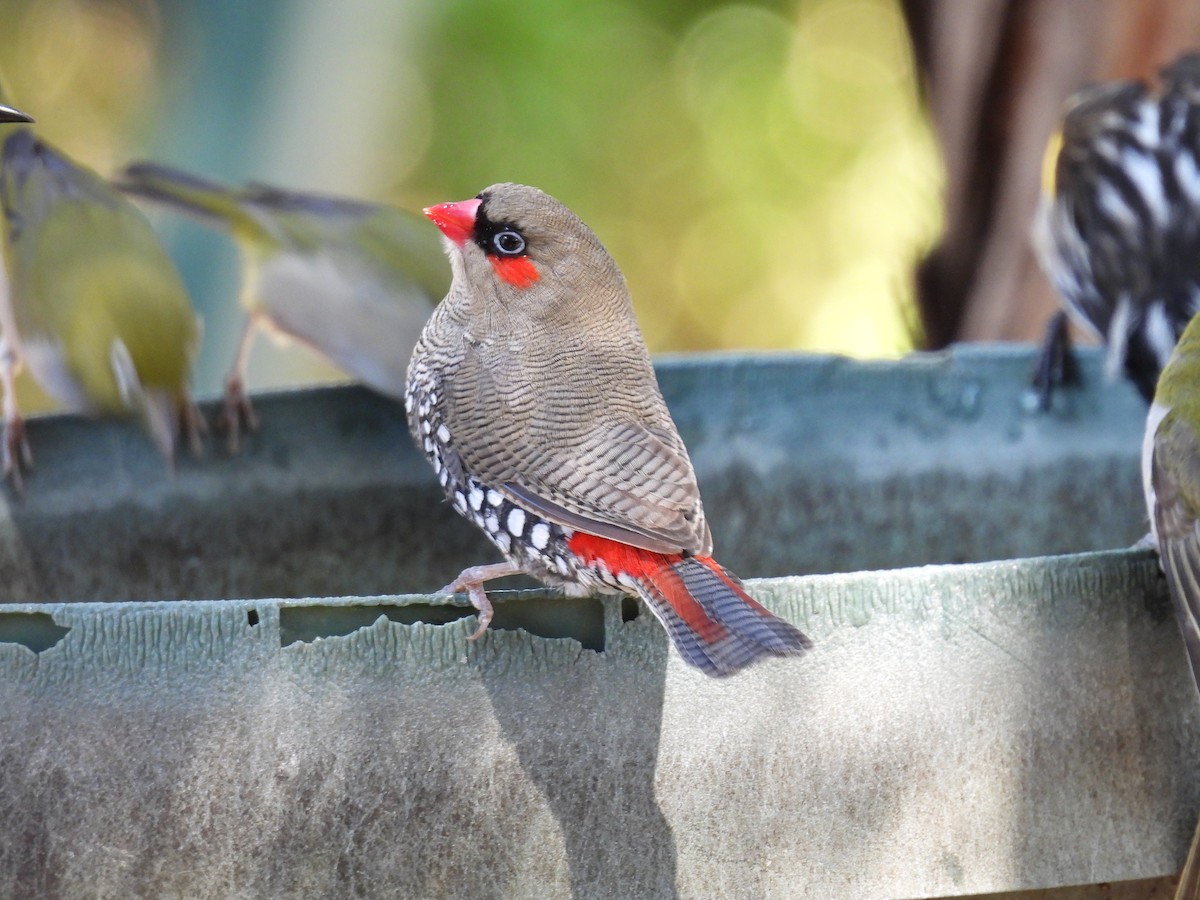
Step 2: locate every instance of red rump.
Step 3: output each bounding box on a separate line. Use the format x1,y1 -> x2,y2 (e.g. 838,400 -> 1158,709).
566,531 -> 733,645
490,255 -> 540,288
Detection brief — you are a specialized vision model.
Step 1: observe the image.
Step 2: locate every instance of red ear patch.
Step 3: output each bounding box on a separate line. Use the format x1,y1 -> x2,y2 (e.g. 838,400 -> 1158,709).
490,255 -> 539,288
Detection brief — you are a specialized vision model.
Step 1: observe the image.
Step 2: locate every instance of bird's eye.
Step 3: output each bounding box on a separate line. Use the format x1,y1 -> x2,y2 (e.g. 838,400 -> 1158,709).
492,229 -> 526,257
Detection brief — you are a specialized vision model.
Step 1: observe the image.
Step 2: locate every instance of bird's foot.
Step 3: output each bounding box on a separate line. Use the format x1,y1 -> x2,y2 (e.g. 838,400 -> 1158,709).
458,582 -> 495,641
181,398 -> 207,459
441,562 -> 522,640
3,413 -> 31,493
1028,311 -> 1080,412
215,376 -> 258,454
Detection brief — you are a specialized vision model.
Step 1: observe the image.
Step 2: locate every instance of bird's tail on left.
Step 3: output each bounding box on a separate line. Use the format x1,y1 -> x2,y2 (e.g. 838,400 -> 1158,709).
114,162 -> 254,234
636,555 -> 812,676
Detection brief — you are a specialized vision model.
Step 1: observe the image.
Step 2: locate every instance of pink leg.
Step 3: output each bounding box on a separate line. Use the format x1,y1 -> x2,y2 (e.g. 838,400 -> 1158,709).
216,315 -> 261,454
0,338 -> 30,491
441,562 -> 522,640
180,394 -> 207,459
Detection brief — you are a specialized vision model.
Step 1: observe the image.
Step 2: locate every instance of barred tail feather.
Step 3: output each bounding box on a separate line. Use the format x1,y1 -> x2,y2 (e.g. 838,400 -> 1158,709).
636,556 -> 812,677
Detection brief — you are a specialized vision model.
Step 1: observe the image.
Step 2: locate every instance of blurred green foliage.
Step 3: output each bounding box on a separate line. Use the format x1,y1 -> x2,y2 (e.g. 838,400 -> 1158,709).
0,0 -> 940,401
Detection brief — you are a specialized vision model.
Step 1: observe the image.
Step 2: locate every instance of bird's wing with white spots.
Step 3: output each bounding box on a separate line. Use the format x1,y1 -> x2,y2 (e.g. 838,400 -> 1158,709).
502,419 -> 712,557
1151,413 -> 1200,691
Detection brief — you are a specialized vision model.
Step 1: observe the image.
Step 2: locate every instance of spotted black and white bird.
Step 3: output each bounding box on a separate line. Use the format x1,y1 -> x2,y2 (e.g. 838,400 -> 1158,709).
1033,53 -> 1200,406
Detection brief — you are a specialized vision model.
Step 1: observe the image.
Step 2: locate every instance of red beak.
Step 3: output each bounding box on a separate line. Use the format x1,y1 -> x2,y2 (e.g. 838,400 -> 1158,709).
423,198 -> 482,246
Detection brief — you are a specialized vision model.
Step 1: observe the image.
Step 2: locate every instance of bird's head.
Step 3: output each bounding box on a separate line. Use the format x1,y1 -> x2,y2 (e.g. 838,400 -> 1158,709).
423,182 -> 631,330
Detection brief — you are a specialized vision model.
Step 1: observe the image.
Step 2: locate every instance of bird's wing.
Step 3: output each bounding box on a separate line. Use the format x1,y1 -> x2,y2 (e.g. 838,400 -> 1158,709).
241,183 -> 379,218
0,132 -> 197,422
118,165 -> 419,266
1047,83 -> 1150,333
242,187 -> 450,298
502,418 -> 712,556
438,335 -> 713,557
1151,412 -> 1200,691
116,161 -> 262,237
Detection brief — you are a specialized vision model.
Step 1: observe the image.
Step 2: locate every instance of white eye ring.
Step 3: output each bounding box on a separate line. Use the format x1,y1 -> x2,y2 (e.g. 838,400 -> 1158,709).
493,229 -> 525,256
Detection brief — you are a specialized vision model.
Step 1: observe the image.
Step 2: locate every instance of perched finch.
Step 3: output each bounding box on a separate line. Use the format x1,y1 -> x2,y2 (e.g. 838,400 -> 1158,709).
406,182 -> 811,676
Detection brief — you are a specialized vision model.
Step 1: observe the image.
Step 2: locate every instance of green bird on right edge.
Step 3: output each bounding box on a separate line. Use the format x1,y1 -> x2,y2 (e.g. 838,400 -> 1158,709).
116,163 -> 448,451
1145,311 -> 1200,900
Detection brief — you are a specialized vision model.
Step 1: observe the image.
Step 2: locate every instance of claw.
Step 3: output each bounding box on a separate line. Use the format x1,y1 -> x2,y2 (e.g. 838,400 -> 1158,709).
463,583 -> 495,641
0,338 -> 29,492
2,412 -> 30,494
181,397 -> 207,459
441,561 -> 522,640
1029,311 -> 1080,412
215,375 -> 258,455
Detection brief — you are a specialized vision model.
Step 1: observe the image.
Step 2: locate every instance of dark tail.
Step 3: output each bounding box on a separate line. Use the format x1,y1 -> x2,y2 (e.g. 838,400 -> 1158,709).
636,556 -> 812,677
114,161 -> 253,232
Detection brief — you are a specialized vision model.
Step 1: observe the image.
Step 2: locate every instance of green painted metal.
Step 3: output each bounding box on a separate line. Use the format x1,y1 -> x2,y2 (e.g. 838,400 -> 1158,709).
0,551 -> 1190,897
0,344 -> 1149,602
0,345 -> 1185,898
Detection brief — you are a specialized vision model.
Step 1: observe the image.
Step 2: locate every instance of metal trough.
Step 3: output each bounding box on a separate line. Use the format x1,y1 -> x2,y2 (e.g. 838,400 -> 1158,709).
0,346 -> 1188,898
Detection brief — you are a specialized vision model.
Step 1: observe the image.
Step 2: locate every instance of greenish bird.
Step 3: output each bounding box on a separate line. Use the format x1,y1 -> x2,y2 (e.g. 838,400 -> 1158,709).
116,163 -> 448,451
1145,313 -> 1200,687
1144,312 -> 1200,899
0,120 -> 203,489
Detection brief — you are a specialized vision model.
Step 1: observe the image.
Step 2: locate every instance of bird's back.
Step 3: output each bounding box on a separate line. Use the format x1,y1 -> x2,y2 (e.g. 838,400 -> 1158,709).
1,130 -> 196,409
